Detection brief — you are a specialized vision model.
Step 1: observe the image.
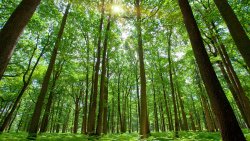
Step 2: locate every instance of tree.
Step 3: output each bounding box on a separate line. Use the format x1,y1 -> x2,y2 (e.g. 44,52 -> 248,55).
96,12 -> 111,135
135,0 -> 150,138
213,0 -> 250,68
87,0 -> 105,135
27,4 -> 70,139
0,35 -> 46,132
167,29 -> 179,137
40,60 -> 65,133
0,0 -> 41,79
177,0 -> 246,140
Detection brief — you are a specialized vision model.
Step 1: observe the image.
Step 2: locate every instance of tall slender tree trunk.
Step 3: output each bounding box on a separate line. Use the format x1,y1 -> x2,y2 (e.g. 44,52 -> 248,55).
135,0 -> 150,138
129,89 -> 132,133
82,34 -> 90,134
213,0 -> 250,68
103,61 -> 110,134
178,0 -> 245,140
27,4 -> 70,139
117,69 -> 123,133
200,10 -> 250,128
204,22 -> 250,128
135,63 -> 141,125
195,67 -> 216,132
217,61 -> 250,128
217,44 -> 250,128
87,53 -> 96,133
151,73 -> 159,132
111,95 -> 115,133
39,90 -> 54,133
159,72 -> 173,131
167,30 -> 179,137
87,0 -> 105,135
40,61 -> 64,133
7,101 -> 21,131
0,0 -> 41,79
96,12 -> 111,135
190,93 -> 201,131
73,96 -> 80,133
0,40 -> 46,132
176,85 -> 188,130
155,53 -> 173,131
159,102 -> 166,132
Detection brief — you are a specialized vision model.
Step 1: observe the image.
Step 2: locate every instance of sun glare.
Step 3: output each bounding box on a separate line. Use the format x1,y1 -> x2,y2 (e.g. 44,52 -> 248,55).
112,5 -> 124,14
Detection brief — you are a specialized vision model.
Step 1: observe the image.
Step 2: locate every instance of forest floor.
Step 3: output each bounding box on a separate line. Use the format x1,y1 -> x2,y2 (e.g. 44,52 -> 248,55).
0,130 -> 250,141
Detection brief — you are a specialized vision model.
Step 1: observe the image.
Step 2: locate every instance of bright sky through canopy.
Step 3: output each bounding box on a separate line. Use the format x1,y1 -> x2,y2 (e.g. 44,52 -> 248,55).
111,5 -> 124,14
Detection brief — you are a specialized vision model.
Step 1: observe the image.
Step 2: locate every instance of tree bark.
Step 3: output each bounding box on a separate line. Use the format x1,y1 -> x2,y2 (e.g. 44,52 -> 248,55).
0,0 -> 41,79
27,4 -> 70,139
195,67 -> 216,132
178,0 -> 245,140
159,102 -> 166,132
159,72 -> 173,131
81,34 -> 90,134
73,96 -> 80,133
103,63 -> 110,134
135,0 -> 150,138
213,0 -> 250,68
0,39 -> 46,132
40,61 -> 64,133
117,69 -> 123,133
151,73 -> 159,132
167,29 -> 179,137
96,13 -> 111,135
176,85 -> 188,131
87,0 -> 105,135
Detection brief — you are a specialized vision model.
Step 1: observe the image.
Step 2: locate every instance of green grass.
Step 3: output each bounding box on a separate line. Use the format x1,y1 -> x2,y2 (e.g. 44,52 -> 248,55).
0,130 -> 249,141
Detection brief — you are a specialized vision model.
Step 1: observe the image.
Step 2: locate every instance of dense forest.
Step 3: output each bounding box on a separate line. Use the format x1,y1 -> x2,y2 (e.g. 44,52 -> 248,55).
0,0 -> 250,140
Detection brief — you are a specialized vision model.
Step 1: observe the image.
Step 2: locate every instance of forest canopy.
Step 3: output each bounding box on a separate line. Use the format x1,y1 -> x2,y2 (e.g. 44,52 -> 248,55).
0,0 -> 250,140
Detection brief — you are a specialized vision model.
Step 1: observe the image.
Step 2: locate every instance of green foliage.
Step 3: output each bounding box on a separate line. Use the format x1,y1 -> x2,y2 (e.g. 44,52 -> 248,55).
0,131 -> 250,141
0,0 -> 250,140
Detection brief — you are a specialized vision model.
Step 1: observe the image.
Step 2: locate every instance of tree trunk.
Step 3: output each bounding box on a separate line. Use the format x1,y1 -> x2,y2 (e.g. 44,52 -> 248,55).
190,93 -> 201,131
40,61 -> 64,133
151,73 -> 159,132
213,0 -> 250,68
195,68 -> 216,132
135,0 -> 150,138
0,0 -> 41,79
7,102 -> 21,131
178,0 -> 245,140
87,0 -> 105,135
81,34 -> 90,134
217,44 -> 250,128
103,74 -> 109,134
159,102 -> 166,132
87,54 -> 96,133
0,41 -> 45,132
27,4 -> 70,139
73,97 -> 80,133
159,72 -> 173,131
117,69 -> 123,133
96,13 -> 111,135
217,61 -> 250,128
111,95 -> 115,133
167,29 -> 179,137
135,63 -> 141,125
176,86 -> 188,131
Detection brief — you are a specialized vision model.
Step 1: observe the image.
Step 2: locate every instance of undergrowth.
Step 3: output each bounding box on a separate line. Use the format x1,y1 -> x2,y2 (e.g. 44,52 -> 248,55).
0,130 -> 249,141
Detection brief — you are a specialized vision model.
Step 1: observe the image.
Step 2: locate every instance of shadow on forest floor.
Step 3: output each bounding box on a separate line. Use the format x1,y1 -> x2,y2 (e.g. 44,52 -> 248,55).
0,130 -> 249,141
